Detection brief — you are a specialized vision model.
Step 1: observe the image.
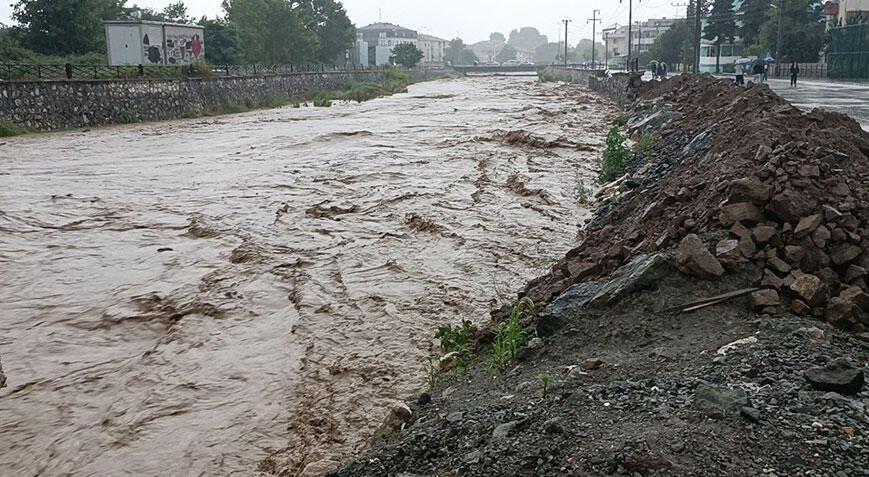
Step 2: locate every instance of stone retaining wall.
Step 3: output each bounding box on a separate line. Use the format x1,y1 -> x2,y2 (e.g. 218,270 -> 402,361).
552,67 -> 643,107
0,69 -> 444,131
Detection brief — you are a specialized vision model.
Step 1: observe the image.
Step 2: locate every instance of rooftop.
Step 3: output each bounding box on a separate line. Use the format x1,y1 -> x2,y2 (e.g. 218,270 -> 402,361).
358,22 -> 417,34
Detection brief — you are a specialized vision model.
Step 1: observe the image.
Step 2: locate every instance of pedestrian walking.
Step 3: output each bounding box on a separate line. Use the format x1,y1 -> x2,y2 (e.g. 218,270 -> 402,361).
661,62 -> 668,79
734,63 -> 745,86
752,60 -> 764,84
790,61 -> 800,88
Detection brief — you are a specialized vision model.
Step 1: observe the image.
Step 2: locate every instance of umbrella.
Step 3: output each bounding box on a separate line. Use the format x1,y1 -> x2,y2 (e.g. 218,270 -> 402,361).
765,56 -> 776,64
735,58 -> 752,65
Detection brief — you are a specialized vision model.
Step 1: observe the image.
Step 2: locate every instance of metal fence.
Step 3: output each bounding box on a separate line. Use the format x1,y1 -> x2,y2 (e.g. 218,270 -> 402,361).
828,24 -> 869,80
770,62 -> 828,79
0,63 -> 391,82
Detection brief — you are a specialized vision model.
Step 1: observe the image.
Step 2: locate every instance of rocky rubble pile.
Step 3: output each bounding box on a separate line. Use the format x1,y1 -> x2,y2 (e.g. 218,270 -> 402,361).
519,74 -> 869,333
333,75 -> 869,477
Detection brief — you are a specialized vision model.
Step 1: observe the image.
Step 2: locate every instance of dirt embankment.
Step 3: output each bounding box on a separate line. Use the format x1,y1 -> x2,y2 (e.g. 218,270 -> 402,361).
334,75 -> 869,476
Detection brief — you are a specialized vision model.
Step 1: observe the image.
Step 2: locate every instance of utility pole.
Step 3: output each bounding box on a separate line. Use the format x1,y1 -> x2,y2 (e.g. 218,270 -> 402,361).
693,0 -> 703,73
672,2 -> 689,71
562,19 -> 572,66
620,0 -> 638,70
635,21 -> 643,63
588,10 -> 601,69
603,30 -> 610,68
775,0 -> 784,63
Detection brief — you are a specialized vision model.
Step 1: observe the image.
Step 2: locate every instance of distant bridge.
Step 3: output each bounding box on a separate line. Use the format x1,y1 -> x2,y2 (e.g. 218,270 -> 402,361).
452,65 -> 539,76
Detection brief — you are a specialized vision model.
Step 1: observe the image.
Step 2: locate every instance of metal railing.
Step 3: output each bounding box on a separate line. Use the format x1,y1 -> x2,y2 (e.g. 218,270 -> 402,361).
770,62 -> 828,79
0,63 -> 391,82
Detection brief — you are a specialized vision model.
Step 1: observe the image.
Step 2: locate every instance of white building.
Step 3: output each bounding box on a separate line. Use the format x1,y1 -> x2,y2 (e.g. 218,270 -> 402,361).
104,20 -> 204,66
358,22 -> 418,66
832,0 -> 869,25
603,18 -> 677,67
418,34 -> 448,66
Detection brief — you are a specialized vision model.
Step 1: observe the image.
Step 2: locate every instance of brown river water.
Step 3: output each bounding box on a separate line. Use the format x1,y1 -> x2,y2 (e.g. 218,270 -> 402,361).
0,77 -> 614,476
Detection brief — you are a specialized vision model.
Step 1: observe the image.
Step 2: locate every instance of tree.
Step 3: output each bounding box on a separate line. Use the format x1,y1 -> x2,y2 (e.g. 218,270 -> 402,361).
703,0 -> 737,72
12,0 -> 126,55
574,38 -> 604,63
292,0 -> 355,64
199,16 -> 241,64
508,27 -> 547,50
390,42 -> 423,67
490,32 -> 506,43
736,0 -> 771,52
223,0 -> 317,64
647,19 -> 692,66
444,38 -> 478,65
495,44 -> 516,63
533,42 -> 561,63
757,0 -> 825,62
162,2 -> 191,23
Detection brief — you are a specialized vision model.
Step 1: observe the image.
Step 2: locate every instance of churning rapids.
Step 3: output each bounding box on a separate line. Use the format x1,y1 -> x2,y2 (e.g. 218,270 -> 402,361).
0,77 -> 615,476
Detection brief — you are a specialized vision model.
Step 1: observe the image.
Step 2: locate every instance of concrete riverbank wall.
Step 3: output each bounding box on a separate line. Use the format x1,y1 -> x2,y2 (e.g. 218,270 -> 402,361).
0,69 -> 445,131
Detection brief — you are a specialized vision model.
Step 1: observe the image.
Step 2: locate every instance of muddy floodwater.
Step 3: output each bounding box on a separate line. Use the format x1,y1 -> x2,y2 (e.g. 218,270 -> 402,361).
0,77 -> 614,476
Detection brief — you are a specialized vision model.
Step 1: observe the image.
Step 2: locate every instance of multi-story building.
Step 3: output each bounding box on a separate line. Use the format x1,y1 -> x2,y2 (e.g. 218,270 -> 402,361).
358,22 -> 418,66
418,34 -> 448,66
699,0 -> 745,73
603,18 -> 677,66
832,0 -> 869,25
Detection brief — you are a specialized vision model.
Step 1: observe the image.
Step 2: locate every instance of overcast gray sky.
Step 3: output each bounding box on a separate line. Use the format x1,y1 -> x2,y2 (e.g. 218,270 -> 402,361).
0,0 -> 681,45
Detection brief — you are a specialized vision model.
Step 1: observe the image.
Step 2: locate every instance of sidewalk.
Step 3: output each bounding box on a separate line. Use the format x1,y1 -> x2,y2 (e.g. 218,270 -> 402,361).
702,74 -> 869,130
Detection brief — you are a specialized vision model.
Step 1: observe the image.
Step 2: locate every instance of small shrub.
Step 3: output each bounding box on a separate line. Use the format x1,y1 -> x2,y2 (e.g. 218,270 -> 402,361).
599,126 -> 634,183
490,297 -> 533,371
635,132 -> 660,154
188,61 -> 214,79
437,320 -> 473,354
536,372 -> 557,398
311,91 -> 333,107
0,122 -> 29,137
575,178 -> 593,204
538,66 -> 573,83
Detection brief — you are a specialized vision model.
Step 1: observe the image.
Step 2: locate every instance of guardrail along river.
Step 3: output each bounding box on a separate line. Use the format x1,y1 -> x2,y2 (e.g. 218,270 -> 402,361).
0,77 -> 614,476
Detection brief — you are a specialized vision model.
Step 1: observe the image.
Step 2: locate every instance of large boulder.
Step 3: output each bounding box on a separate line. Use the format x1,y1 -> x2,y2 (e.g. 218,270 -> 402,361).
789,274 -> 829,306
676,234 -> 725,278
727,177 -> 771,205
804,359 -> 865,395
592,254 -> 672,305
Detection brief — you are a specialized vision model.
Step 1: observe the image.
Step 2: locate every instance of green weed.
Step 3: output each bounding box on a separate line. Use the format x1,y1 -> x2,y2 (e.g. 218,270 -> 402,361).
0,122 -> 29,137
437,319 -> 473,355
575,178 -> 593,204
536,372 -> 557,398
635,132 -> 660,154
490,297 -> 534,371
599,126 -> 634,183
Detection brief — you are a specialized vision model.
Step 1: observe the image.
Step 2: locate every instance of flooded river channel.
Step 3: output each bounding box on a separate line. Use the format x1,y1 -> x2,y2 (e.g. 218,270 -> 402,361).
0,77 -> 614,476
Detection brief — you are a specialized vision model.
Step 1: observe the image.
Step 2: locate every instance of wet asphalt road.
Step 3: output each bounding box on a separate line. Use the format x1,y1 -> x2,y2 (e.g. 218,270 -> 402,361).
767,77 -> 869,131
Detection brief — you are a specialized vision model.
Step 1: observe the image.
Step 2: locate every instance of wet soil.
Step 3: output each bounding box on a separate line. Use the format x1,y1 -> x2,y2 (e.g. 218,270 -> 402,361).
0,77 -> 615,475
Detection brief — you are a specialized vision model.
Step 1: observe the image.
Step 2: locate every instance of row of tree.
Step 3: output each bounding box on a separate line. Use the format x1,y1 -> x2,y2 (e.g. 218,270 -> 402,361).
647,0 -> 827,72
2,0 -> 356,65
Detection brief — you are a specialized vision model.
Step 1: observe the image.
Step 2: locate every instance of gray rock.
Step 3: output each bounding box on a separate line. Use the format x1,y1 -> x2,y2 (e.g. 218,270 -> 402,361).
543,417 -> 565,434
804,359 -> 865,395
464,449 -> 483,464
694,384 -> 748,417
492,421 -> 518,440
539,281 -> 604,334
527,337 -> 544,350
592,253 -> 672,305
